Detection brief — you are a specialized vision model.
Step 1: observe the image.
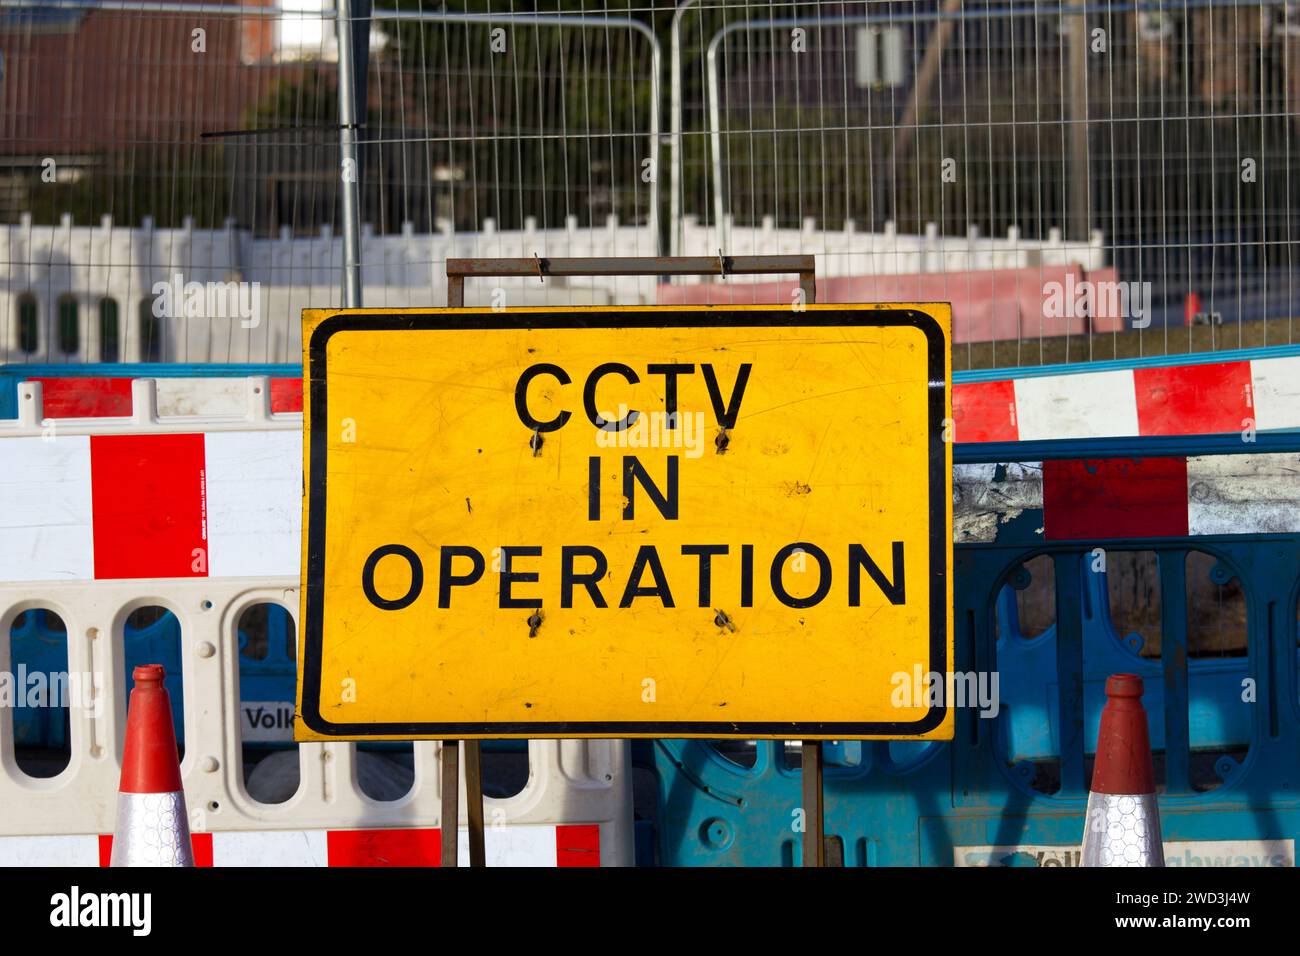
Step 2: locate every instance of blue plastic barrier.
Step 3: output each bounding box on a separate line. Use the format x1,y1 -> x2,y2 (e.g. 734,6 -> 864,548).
996,560 -> 1254,763
645,433 -> 1300,866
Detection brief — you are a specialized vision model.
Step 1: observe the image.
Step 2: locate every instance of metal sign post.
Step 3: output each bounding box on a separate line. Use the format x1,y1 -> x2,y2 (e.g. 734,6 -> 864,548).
298,255 -> 953,870
802,739 -> 825,867
439,738 -> 487,868
439,737 -> 459,867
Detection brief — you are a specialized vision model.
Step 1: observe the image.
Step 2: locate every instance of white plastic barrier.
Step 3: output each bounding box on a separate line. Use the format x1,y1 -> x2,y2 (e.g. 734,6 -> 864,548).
0,379 -> 634,865
678,215 -> 1107,280
0,214 -> 658,364
3,210 -> 1106,364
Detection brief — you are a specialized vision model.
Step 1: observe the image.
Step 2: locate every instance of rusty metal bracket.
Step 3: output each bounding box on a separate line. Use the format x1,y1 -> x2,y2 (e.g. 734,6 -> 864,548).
445,254 -> 817,307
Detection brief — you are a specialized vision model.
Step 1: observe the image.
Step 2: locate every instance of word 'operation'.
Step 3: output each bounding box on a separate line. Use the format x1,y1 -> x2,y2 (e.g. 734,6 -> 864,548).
360,542 -> 906,611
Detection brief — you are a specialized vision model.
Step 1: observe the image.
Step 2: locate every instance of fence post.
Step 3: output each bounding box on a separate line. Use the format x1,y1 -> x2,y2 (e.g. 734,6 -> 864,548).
670,0 -> 702,258
1066,0 -> 1092,243
335,0 -> 365,309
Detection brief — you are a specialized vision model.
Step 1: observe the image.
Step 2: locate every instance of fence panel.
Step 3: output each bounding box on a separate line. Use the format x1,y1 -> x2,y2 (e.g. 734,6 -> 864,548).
673,0 -> 1300,364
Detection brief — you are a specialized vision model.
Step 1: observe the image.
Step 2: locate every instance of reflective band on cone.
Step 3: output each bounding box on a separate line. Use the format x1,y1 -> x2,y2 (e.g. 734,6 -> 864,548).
1081,674 -> 1164,867
110,665 -> 193,867
1081,793 -> 1162,867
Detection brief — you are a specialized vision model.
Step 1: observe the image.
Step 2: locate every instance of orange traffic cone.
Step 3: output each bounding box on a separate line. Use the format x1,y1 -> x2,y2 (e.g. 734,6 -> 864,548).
1081,674 -> 1164,867
109,665 -> 193,867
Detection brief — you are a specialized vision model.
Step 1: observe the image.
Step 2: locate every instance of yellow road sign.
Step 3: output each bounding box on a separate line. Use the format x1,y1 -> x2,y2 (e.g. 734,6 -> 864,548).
296,305 -> 952,740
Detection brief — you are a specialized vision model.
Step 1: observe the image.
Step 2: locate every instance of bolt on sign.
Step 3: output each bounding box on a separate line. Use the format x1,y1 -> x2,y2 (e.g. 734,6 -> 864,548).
295,305 -> 953,741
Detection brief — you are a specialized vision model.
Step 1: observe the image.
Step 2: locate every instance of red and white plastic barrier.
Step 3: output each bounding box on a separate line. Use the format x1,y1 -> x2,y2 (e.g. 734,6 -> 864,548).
0,378 -> 633,866
18,351 -> 1299,448
2,823 -> 599,867
954,452 -> 1300,544
1,379 -> 301,582
29,376 -> 304,419
954,355 -> 1300,442
10,376 -> 1297,552
1,430 -> 301,582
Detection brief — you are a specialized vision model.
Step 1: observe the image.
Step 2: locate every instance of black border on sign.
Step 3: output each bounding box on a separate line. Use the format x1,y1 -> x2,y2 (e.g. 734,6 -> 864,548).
300,308 -> 949,738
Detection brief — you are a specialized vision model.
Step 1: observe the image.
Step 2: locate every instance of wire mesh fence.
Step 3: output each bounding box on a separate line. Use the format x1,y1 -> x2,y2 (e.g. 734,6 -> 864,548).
2,0 -> 1299,369
677,0 -> 1300,366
